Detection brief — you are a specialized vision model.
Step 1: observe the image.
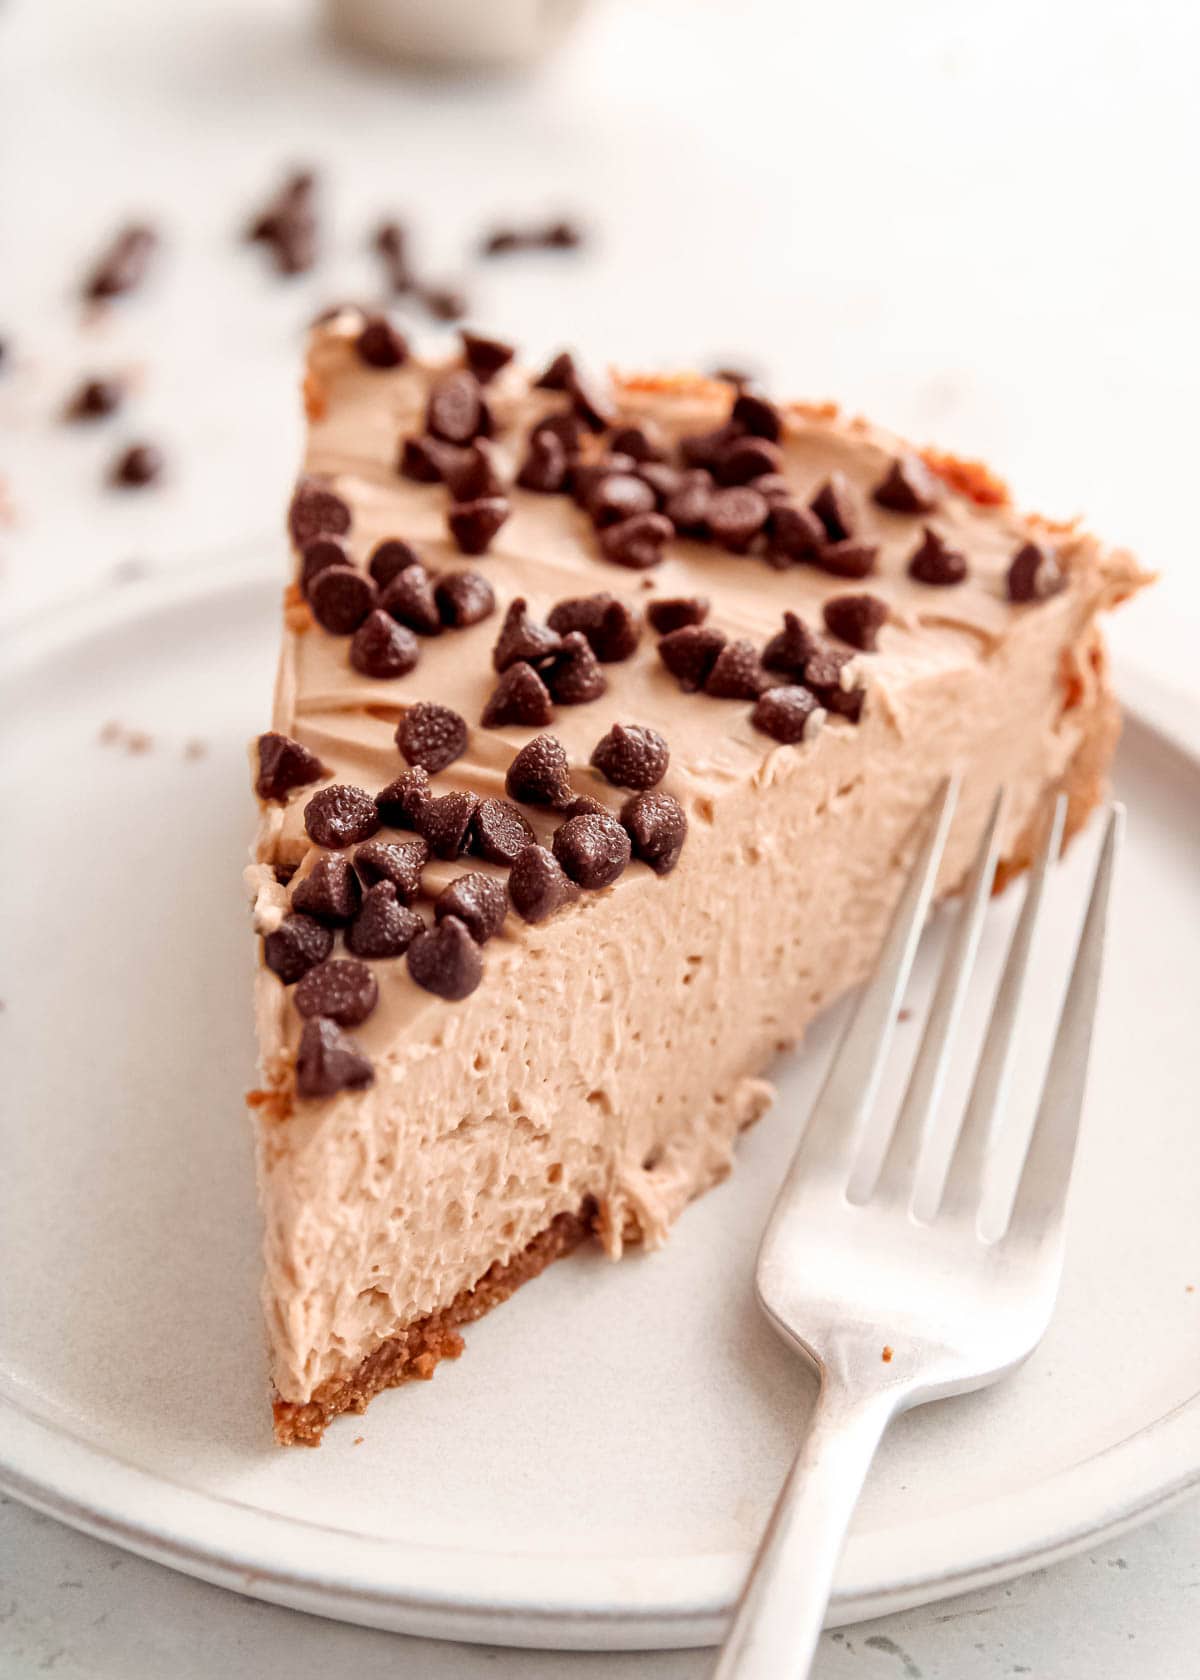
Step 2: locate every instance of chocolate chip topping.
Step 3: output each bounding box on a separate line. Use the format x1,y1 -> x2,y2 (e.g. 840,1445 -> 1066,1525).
805,649 -> 865,720
534,351 -> 575,391
461,330 -> 515,384
263,913 -> 335,984
471,797 -> 536,866
416,790 -> 480,860
349,609 -> 420,678
295,1017 -> 374,1100
561,794 -> 608,819
407,915 -> 484,1000
353,836 -> 428,898
308,565 -> 376,634
707,485 -> 769,551
705,638 -> 769,699
751,685 -> 826,744
435,569 -> 496,628
571,457 -> 634,511
1007,541 -> 1065,603
547,593 -> 640,662
600,511 -> 673,570
908,526 -> 968,586
493,598 -> 562,671
516,429 -> 569,493
255,731 -> 327,802
506,733 -> 572,807
873,454 -> 939,515
754,473 -> 793,503
762,610 -> 819,676
823,592 -> 888,652
381,563 -> 443,635
657,623 -> 727,691
620,790 -> 687,876
610,423 -> 667,463
434,872 -> 508,944
588,473 -> 657,528
368,538 -> 422,591
637,461 -> 685,505
399,435 -> 460,484
443,439 -> 506,503
246,171 -> 317,275
304,784 -> 382,848
767,501 -> 825,564
374,219 -> 414,292
356,315 -> 409,370
508,844 -> 578,923
731,390 -> 782,441
665,471 -> 714,537
397,702 -> 468,773
110,442 -> 163,488
646,596 -> 709,634
291,855 -> 363,924
66,376 -> 124,420
427,369 -> 488,445
716,437 -> 783,487
299,534 -> 350,593
83,223 -> 158,300
481,661 -> 555,728
289,477 -> 351,547
447,496 -> 510,555
810,473 -> 858,542
375,766 -> 432,829
294,956 -> 379,1026
679,424 -> 739,472
545,631 -> 607,705
552,812 -> 631,889
812,540 -> 879,580
590,722 -> 669,789
345,880 -> 423,958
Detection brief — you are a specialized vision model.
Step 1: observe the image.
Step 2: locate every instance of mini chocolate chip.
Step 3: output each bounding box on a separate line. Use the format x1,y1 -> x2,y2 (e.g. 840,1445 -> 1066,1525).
813,540 -> 879,579
470,797 -> 536,866
356,315 -> 408,369
346,880 -> 423,957
707,485 -> 768,551
762,610 -> 818,675
435,872 -> 508,943
399,434 -> 462,484
561,794 -> 609,819
571,456 -> 636,511
716,436 -> 783,486
665,470 -> 714,537
353,836 -> 428,899
873,454 -> 939,514
417,791 -> 481,860
110,442 -> 163,488
66,377 -> 123,420
754,473 -> 793,502
658,624 -> 727,691
767,501 -> 825,563
546,631 -> 607,705
508,844 -> 578,922
448,496 -> 510,555
810,473 -> 858,542
517,429 -> 569,493
823,592 -> 888,652
542,218 -> 584,248
534,351 -> 575,391
482,226 -> 525,255
531,409 -> 584,452
493,598 -> 562,671
255,731 -> 327,802
711,364 -> 755,387
704,638 -> 769,698
349,609 -> 419,678
461,330 -> 515,384
589,472 -> 657,528
407,915 -> 484,999
289,477 -> 351,547
373,219 -> 414,292
547,593 -> 640,662
678,423 -> 740,471
610,423 -> 667,463
646,596 -> 709,634
638,461 -> 685,504
805,649 -> 865,720
427,369 -> 487,444
309,565 -> 377,634
731,390 -> 782,441
1007,541 -> 1064,602
421,284 -> 469,323
295,1017 -> 374,1099
246,173 -> 317,275
620,790 -> 687,876
294,957 -> 379,1026
368,538 -> 422,590
375,766 -> 432,830
435,569 -> 496,627
751,685 -> 826,744
601,511 -> 673,570
565,362 -> 615,432
304,784 -> 382,848
590,722 -> 669,790
397,701 -> 468,772
552,812 -> 631,889
83,224 -> 157,301
263,913 -> 334,984
291,856 -> 363,924
443,439 -> 506,504
908,526 -> 968,586
381,563 -> 443,635
506,734 -> 572,807
300,534 -> 350,594
481,661 -> 555,728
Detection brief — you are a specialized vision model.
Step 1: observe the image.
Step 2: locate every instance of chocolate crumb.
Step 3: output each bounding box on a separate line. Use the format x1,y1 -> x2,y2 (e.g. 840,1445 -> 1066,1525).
506,734 -> 572,807
657,623 -> 727,692
292,856 -> 363,924
65,377 -> 123,421
353,836 -> 428,899
823,592 -> 888,652
751,685 -> 826,744
1007,541 -> 1064,602
435,872 -> 508,943
481,661 -> 555,728
263,914 -> 334,984
516,429 -> 569,494
590,722 -> 669,790
368,538 -> 422,591
813,540 -> 878,580
350,610 -> 420,678
346,880 -> 423,958
545,631 -> 607,705
83,223 -> 157,301
110,442 -> 163,488
309,565 -> 377,634
461,330 -> 515,384
762,610 -> 818,676
493,598 -> 562,671
508,844 -> 578,922
908,526 -> 968,586
620,790 -> 687,875
552,812 -> 631,889
447,495 -> 510,555
707,486 -> 769,551
547,593 -> 640,662
375,766 -> 432,830
470,797 -> 536,867
873,454 -> 939,515
296,1017 -> 374,1099
600,511 -> 673,570
294,957 -> 379,1027
274,862 -> 298,887
356,315 -> 409,370
427,369 -> 488,445
704,638 -> 768,699
381,563 -> 443,635
289,477 -> 351,547
407,915 -> 484,999
416,791 -> 480,860
256,731 -> 327,802
397,702 -> 468,773
435,569 -> 496,628
810,473 -> 857,542
647,596 -> 709,634
304,784 -> 382,848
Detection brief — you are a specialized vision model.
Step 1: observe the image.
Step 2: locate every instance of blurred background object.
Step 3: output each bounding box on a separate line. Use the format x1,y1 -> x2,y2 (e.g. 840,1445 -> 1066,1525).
325,0 -> 592,69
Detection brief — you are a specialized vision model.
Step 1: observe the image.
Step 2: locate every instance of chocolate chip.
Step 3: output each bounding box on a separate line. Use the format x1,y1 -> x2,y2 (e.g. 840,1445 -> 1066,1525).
435,569 -> 496,628
1007,541 -> 1064,602
276,863 -> 299,887
552,812 -> 631,889
481,661 -> 555,728
566,362 -> 615,431
309,565 -> 377,634
813,540 -> 879,579
246,172 -> 317,276
767,501 -> 825,563
665,470 -> 714,537
263,913 -> 335,984
420,284 -> 469,323
546,631 -> 607,705
356,315 -> 409,369
678,424 -> 740,472
304,784 -> 382,848
368,538 -> 422,591
407,915 -> 483,999
83,224 -> 157,300
506,734 -> 572,807
482,226 -> 525,256
707,486 -> 768,551
517,429 -> 569,493
588,472 -> 657,528
300,534 -> 350,593
731,390 -> 782,441
373,219 -> 414,292
461,330 -> 515,384
590,722 -> 669,790
417,791 -> 481,860
704,638 -> 768,698
547,593 -> 640,662
508,844 -> 578,922
637,461 -> 685,505
349,609 -> 420,678
353,836 -> 428,898
805,649 -> 865,721
600,511 -> 673,570
435,872 -> 508,944
647,596 -> 709,634
110,442 -> 163,488
561,794 -> 608,819
754,473 -> 793,502
399,434 -> 461,484
427,369 -> 488,445
751,686 -> 826,744
289,477 -> 351,547
397,701 -> 468,773
294,957 -> 379,1026
610,423 -> 667,463
295,1017 -> 374,1099
711,364 -> 755,387
657,624 -> 727,691
65,377 -> 123,420
375,766 -> 432,830
716,437 -> 783,486
542,218 -> 585,249
470,797 -> 536,866
346,880 -> 423,958
620,790 -> 687,875
531,409 -> 584,453
381,563 -> 442,635
442,440 -> 506,502
810,473 -> 857,542
823,592 -> 888,652
291,856 -> 362,924
873,454 -> 939,515
448,496 -> 510,555
762,610 -> 818,676
534,351 -> 576,391
908,526 -> 968,586
493,598 -> 562,671
255,731 -> 327,802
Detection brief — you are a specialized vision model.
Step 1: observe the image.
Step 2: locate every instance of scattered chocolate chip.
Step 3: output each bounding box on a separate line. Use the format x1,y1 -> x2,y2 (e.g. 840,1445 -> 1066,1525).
368,538 -> 422,591
442,439 -> 506,502
461,329 -> 515,384
908,526 -> 968,586
665,470 -> 714,537
399,434 -> 461,484
448,496 -> 510,555
588,472 -> 657,528
255,731 -> 327,802
590,722 -> 669,790
751,685 -> 826,744
532,351 -> 612,430
407,915 -> 483,999
291,856 -> 363,924
65,377 -> 123,421
245,171 -> 317,276
637,461 -> 685,505
435,569 -> 496,627
420,283 -> 469,323
1007,541 -> 1064,602
805,649 -> 865,720
349,610 -> 419,678
873,454 -> 939,515
571,456 -> 634,511
427,369 -> 488,445
375,766 -> 432,830
545,631 -> 607,704
481,661 -> 555,728
610,423 -> 666,463
508,844 -> 578,922
533,350 -> 575,391
346,880 -> 423,958
110,442 -> 163,488
547,593 -> 640,662
731,390 -> 782,441
295,1017 -> 374,1099
353,836 -> 428,898
356,315 -> 409,370
716,436 -> 783,486
552,812 -> 631,889
263,913 -> 335,984
813,540 -> 879,579
704,638 -> 768,698
531,409 -> 584,453
470,797 -> 536,866
707,485 -> 769,551
373,220 -> 414,292
678,423 -> 740,472
417,790 -> 481,860
762,610 -> 818,675
304,784 -> 382,848
647,596 -> 709,634
83,223 -> 157,301
289,477 -> 351,547
300,534 -> 350,593
620,790 -> 687,875
493,597 -> 562,671
309,565 -> 377,634
767,501 -> 825,563
754,472 -> 793,502
542,218 -> 585,248
810,473 -> 858,542
435,872 -> 508,943
482,226 -> 525,256
561,794 -> 608,819
506,734 -> 572,807
600,511 -> 673,570
381,563 -> 443,635
657,624 -> 727,691
823,592 -> 888,652
294,957 -> 379,1026
516,429 -> 569,493
397,701 -> 468,772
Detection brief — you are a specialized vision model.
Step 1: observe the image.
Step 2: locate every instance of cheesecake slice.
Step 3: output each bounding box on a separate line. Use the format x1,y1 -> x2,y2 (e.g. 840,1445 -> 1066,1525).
247,314 -> 1145,1444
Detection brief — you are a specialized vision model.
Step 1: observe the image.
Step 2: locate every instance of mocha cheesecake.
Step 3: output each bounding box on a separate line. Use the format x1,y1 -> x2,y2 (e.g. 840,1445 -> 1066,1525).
246,314 -> 1145,1444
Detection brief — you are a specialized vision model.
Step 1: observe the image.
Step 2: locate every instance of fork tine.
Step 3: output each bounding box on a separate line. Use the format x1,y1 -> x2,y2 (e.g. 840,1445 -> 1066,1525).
936,793 -> 1068,1222
1004,805 -> 1123,1243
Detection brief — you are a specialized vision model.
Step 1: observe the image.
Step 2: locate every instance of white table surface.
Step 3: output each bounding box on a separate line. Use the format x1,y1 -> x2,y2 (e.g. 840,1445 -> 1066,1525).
2,0 -> 1198,1673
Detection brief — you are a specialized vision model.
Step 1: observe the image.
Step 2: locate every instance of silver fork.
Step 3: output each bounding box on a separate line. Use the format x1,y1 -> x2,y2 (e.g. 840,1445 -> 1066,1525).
714,779 -> 1123,1679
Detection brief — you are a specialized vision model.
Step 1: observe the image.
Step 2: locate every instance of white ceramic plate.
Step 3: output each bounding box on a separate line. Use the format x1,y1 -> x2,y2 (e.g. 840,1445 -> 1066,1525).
1,558 -> 1198,1651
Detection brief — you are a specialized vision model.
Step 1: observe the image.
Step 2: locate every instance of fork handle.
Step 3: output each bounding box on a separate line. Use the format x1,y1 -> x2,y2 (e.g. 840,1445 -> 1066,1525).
713,1379 -> 896,1679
